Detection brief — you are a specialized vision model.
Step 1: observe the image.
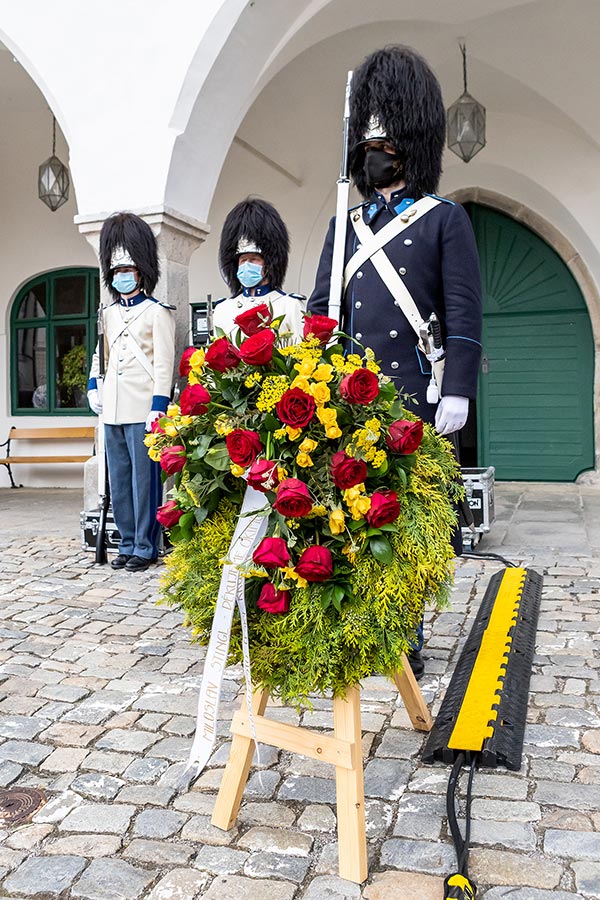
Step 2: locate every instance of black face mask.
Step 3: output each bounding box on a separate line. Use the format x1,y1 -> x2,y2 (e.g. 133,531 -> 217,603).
363,149 -> 404,188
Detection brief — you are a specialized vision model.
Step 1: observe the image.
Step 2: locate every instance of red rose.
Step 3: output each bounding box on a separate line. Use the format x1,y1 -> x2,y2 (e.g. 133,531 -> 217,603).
205,336 -> 240,373
179,383 -> 211,416
303,314 -> 338,344
252,537 -> 290,569
339,368 -> 379,405
330,451 -> 367,489
156,500 -> 184,528
385,419 -> 424,455
238,329 -> 276,366
160,445 -> 186,475
234,303 -> 272,336
365,490 -> 400,528
179,346 -> 196,377
275,388 -> 316,428
225,429 -> 263,467
151,418 -> 166,434
295,545 -> 334,582
247,459 -> 280,493
257,583 -> 291,614
273,478 -> 313,518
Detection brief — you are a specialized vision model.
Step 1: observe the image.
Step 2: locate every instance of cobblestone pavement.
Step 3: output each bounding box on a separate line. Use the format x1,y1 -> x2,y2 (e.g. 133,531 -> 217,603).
0,483 -> 598,900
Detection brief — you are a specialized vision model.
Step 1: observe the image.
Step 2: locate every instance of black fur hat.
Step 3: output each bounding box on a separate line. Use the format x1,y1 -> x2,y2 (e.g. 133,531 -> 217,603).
99,212 -> 160,299
348,45 -> 446,199
219,198 -> 290,295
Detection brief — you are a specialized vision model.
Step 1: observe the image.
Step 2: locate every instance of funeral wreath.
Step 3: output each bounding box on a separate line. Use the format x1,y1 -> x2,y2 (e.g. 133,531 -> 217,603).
145,306 -> 461,705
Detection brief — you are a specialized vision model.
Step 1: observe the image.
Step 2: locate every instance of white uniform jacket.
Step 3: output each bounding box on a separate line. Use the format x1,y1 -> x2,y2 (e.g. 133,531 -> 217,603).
213,285 -> 306,341
89,294 -> 176,425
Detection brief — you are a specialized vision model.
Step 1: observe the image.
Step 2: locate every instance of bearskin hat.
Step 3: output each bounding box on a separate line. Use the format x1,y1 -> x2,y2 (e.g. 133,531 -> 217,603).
219,198 -> 289,295
348,45 -> 446,199
99,212 -> 160,299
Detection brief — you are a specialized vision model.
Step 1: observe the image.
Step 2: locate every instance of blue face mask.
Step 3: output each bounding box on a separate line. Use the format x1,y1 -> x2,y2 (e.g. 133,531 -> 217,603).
112,272 -> 139,295
237,261 -> 264,288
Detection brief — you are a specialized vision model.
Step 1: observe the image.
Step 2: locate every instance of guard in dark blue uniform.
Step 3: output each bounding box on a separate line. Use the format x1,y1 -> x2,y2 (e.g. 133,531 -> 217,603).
308,45 -> 482,432
308,46 -> 483,677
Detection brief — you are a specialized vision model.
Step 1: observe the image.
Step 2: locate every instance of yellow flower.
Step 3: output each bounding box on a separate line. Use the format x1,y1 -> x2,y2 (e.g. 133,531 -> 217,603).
188,370 -> 200,385
343,484 -> 365,502
296,452 -> 313,468
295,358 -> 317,377
244,371 -> 262,388
163,421 -> 179,438
178,416 -> 194,428
366,360 -> 380,374
346,353 -> 363,368
309,381 -> 331,407
299,438 -> 317,453
348,495 -> 371,520
329,509 -> 345,534
189,348 -> 205,372
273,427 -> 287,440
372,449 -> 387,468
290,375 -> 311,393
331,354 -> 346,372
148,446 -> 162,462
256,375 -> 290,412
277,466 -> 288,480
286,426 -> 302,441
230,463 -> 246,477
167,403 -> 180,417
144,433 -> 158,448
313,364 -> 334,383
281,566 -> 308,589
341,543 -> 357,564
214,414 -> 234,436
311,505 -> 327,517
317,406 -> 337,429
326,424 -> 342,439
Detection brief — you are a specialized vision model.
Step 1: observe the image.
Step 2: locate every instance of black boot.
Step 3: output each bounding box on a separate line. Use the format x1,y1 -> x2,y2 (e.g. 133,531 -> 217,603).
407,649 -> 425,681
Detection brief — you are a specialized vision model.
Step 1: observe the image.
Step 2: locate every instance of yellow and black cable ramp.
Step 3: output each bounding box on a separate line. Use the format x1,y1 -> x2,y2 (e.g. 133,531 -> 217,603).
422,566 -> 543,898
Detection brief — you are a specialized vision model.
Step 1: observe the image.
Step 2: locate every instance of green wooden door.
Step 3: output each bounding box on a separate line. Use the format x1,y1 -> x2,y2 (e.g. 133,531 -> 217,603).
469,205 -> 595,481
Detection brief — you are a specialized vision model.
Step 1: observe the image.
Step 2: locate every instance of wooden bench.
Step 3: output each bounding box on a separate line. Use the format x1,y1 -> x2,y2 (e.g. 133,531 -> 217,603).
0,426 -> 96,488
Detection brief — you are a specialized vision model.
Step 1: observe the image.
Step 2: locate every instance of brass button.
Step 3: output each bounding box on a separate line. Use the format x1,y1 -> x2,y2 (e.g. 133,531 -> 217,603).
400,214 -> 409,223
353,213 -> 360,221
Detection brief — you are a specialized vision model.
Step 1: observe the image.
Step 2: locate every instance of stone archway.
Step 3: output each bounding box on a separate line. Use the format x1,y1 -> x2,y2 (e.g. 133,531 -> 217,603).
450,187 -> 600,478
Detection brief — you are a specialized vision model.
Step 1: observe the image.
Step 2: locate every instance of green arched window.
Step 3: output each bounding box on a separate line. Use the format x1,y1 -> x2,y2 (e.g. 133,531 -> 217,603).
11,268 -> 100,415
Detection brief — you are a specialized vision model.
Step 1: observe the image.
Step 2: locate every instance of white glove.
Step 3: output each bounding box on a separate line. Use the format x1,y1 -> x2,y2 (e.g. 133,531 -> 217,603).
145,410 -> 161,431
435,395 -> 469,436
87,389 -> 102,416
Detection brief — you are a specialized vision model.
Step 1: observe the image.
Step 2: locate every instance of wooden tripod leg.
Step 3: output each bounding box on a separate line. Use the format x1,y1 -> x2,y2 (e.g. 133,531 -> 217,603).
333,686 -> 367,884
211,687 -> 269,830
393,653 -> 433,732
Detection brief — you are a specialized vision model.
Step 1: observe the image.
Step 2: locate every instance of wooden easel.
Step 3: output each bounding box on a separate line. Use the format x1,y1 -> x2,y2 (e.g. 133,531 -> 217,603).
211,652 -> 432,884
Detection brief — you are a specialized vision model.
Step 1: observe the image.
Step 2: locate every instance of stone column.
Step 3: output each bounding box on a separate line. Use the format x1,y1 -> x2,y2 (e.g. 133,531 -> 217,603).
75,205 -> 209,510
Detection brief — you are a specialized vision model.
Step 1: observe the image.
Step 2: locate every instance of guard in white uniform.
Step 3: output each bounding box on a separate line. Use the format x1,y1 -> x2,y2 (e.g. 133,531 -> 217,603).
87,212 -> 176,571
214,198 -> 305,339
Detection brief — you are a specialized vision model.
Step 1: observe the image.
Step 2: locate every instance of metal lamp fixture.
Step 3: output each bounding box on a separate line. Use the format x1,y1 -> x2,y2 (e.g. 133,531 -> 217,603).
447,43 -> 486,163
38,116 -> 70,211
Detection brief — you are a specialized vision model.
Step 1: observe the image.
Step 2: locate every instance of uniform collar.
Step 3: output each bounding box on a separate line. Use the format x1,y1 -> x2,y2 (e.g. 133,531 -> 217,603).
364,187 -> 415,224
242,283 -> 272,298
119,291 -> 146,308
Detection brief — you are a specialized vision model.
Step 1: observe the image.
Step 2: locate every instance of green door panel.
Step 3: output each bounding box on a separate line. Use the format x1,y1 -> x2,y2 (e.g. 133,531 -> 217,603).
469,205 -> 595,482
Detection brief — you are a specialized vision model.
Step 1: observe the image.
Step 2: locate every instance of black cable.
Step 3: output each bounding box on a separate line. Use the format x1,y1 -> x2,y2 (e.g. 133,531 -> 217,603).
462,550 -> 517,567
459,755 -> 478,878
446,752 -> 466,864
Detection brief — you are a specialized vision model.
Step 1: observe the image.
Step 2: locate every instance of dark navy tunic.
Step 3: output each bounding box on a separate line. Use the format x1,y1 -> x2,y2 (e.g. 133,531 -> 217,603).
308,188 -> 482,424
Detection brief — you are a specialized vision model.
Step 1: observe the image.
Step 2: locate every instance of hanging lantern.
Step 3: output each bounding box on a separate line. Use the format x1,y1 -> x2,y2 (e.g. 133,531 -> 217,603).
38,116 -> 70,211
447,43 -> 486,163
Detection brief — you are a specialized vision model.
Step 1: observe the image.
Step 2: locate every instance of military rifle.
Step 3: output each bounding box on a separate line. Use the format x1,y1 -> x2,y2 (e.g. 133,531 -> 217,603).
327,70 -> 353,326
95,303 -> 110,564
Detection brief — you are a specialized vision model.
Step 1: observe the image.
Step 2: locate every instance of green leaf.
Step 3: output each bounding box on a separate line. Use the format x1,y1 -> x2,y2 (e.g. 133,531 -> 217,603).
369,535 -> 393,565
204,446 -> 231,471
263,413 -> 279,432
194,506 -> 209,525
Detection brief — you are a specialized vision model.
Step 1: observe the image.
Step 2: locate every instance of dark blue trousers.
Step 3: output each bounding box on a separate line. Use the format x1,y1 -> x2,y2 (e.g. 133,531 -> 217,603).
104,423 -> 162,560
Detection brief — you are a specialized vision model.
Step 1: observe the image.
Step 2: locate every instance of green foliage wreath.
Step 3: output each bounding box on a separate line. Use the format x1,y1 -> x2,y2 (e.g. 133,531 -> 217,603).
161,422 -> 460,706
